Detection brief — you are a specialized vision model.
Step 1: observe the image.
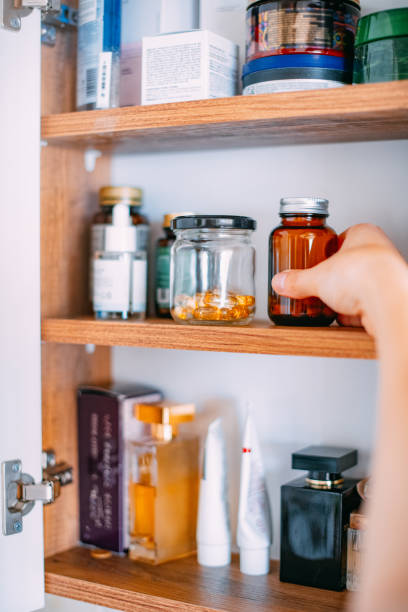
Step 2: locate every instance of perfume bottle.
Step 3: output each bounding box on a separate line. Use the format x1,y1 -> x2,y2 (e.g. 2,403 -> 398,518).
280,446 -> 361,591
128,402 -> 199,564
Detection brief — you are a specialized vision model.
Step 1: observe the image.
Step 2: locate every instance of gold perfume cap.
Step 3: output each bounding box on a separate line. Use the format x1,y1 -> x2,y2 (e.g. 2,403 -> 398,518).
100,186 -> 143,207
163,213 -> 194,228
134,401 -> 195,441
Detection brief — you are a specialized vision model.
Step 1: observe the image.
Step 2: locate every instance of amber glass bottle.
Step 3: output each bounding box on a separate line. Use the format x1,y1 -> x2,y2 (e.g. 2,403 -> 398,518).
268,198 -> 338,326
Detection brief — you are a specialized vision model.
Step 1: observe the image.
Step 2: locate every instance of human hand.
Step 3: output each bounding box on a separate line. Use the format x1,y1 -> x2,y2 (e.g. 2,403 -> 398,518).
271,224 -> 407,337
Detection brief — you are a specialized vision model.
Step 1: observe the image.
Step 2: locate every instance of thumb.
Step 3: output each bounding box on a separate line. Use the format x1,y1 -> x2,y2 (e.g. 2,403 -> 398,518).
272,269 -> 317,299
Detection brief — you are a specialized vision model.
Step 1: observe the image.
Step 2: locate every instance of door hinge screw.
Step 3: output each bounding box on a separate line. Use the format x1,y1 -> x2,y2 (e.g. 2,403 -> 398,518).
13,521 -> 22,533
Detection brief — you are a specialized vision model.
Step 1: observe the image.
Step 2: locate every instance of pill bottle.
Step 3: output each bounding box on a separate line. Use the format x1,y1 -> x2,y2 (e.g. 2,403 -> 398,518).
155,212 -> 194,318
170,215 -> 256,326
268,198 -> 337,326
92,186 -> 149,254
92,203 -> 147,320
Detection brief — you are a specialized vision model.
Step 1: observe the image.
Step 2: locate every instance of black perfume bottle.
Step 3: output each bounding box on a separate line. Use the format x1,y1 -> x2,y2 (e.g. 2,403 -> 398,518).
280,446 -> 361,591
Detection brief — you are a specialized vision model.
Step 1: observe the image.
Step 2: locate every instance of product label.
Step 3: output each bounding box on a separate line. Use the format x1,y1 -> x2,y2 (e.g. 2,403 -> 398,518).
131,259 -> 147,313
77,0 -> 102,107
155,246 -> 171,308
96,51 -> 113,109
93,258 -> 130,313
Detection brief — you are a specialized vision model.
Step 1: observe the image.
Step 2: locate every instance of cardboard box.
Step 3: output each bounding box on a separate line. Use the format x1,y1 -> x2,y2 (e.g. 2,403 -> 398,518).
78,383 -> 162,553
199,0 -> 247,69
141,30 -> 239,105
120,0 -> 199,107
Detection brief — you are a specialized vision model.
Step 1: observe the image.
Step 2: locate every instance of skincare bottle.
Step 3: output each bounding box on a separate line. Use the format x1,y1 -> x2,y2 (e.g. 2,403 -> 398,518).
128,401 -> 199,564
237,414 -> 272,575
197,418 -> 231,567
280,446 -> 361,591
92,203 -> 147,320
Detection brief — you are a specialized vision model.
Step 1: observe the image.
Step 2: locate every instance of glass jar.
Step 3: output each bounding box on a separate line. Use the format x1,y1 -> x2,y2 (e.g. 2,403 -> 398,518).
155,213 -> 194,318
170,215 -> 256,326
268,198 -> 338,326
91,186 -> 149,254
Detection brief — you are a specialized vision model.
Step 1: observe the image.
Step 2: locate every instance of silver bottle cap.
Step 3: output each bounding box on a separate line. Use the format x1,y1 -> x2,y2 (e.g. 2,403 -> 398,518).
280,197 -> 329,216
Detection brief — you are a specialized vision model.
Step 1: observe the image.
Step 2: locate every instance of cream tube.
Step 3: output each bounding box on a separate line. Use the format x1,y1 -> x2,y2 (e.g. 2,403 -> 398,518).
237,414 -> 272,575
197,418 -> 231,567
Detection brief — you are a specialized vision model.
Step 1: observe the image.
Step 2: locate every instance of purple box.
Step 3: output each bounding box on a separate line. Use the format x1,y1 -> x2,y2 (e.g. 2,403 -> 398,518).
78,383 -> 162,553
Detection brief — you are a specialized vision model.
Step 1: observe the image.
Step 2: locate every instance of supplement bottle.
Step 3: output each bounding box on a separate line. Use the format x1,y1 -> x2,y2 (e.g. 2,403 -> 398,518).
155,213 -> 194,318
92,186 -> 149,255
268,198 -> 337,326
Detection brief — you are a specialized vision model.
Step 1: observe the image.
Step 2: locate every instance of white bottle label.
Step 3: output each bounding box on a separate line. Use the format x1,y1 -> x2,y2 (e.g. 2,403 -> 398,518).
93,258 -> 130,313
132,259 -> 147,313
96,51 -> 113,109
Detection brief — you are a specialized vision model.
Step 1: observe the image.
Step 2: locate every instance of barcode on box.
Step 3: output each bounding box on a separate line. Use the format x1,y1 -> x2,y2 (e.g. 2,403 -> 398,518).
86,67 -> 97,98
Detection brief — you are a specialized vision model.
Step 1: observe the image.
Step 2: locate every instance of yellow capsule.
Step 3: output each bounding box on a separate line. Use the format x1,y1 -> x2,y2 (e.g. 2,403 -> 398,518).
236,295 -> 255,307
219,308 -> 233,320
172,306 -> 192,321
193,306 -> 220,321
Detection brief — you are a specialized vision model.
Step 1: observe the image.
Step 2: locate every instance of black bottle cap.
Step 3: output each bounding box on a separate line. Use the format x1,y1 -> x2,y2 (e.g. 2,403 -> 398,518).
292,446 -> 358,474
171,215 -> 256,231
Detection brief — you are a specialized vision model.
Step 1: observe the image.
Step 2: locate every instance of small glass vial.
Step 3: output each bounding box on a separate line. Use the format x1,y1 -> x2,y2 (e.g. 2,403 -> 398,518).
77,0 -> 122,110
92,203 -> 147,320
128,402 -> 199,564
346,512 -> 367,592
171,215 -> 256,326
268,198 -> 338,326
91,186 -> 149,255
155,213 -> 194,318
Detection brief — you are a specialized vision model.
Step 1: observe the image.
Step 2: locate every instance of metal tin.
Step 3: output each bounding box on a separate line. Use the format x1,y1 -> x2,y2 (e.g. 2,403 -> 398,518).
246,0 -> 360,63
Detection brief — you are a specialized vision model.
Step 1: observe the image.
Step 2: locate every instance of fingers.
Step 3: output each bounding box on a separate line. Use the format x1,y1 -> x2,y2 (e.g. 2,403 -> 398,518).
272,268 -> 318,299
341,224 -> 395,251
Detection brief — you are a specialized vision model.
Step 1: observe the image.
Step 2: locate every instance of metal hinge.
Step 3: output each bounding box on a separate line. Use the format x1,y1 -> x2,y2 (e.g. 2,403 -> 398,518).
1,0 -> 76,35
1,451 -> 73,536
41,2 -> 77,47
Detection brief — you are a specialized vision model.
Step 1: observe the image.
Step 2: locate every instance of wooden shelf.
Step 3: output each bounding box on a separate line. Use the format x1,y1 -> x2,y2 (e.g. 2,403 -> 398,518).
41,81 -> 408,152
45,547 -> 347,612
41,317 -> 375,359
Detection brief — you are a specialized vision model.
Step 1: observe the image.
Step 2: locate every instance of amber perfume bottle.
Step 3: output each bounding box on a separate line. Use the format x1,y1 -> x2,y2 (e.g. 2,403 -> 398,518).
280,446 -> 361,591
128,402 -> 199,564
268,197 -> 338,326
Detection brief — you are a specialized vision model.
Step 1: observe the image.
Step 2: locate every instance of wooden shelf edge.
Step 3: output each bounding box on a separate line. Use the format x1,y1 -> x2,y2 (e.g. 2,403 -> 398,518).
41,317 -> 376,360
40,81 -> 408,151
45,547 -> 347,612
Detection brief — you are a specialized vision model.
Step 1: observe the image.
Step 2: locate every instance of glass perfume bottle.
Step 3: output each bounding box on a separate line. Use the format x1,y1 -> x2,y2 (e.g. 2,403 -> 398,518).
128,402 -> 199,564
280,446 -> 361,591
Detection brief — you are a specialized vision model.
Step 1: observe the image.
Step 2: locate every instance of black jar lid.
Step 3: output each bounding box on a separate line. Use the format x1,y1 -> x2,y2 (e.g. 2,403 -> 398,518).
171,215 -> 257,231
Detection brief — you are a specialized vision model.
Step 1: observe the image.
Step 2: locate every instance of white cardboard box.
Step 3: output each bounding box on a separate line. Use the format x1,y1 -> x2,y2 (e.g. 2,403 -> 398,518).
141,30 -> 239,105
120,0 -> 199,107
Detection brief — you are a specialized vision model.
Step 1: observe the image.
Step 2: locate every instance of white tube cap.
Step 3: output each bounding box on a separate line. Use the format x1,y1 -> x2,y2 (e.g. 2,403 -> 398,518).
239,547 -> 270,576
197,543 -> 231,567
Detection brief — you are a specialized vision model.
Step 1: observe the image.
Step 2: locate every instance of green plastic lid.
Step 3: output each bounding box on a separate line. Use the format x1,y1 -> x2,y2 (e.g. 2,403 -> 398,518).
356,8 -> 408,46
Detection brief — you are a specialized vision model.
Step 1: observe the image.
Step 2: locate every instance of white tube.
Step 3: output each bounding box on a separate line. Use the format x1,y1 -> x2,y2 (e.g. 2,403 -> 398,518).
237,414 -> 272,575
197,418 -> 231,567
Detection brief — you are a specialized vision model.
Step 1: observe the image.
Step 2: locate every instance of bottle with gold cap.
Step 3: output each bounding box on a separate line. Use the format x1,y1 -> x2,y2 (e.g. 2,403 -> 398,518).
155,213 -> 194,317
128,401 -> 199,564
92,186 -> 149,255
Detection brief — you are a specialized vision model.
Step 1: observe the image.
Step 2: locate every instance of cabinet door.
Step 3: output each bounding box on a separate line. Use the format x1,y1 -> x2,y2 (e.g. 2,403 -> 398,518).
0,9 -> 44,612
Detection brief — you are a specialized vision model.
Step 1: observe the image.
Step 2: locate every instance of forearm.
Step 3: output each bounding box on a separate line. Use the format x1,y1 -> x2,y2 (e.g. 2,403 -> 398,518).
354,271 -> 408,611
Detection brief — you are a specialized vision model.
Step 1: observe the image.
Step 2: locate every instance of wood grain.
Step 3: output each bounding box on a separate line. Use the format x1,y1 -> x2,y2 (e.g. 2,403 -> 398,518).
41,28 -> 113,556
41,81 -> 408,152
41,317 -> 376,360
42,345 -> 110,557
45,548 -> 348,612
